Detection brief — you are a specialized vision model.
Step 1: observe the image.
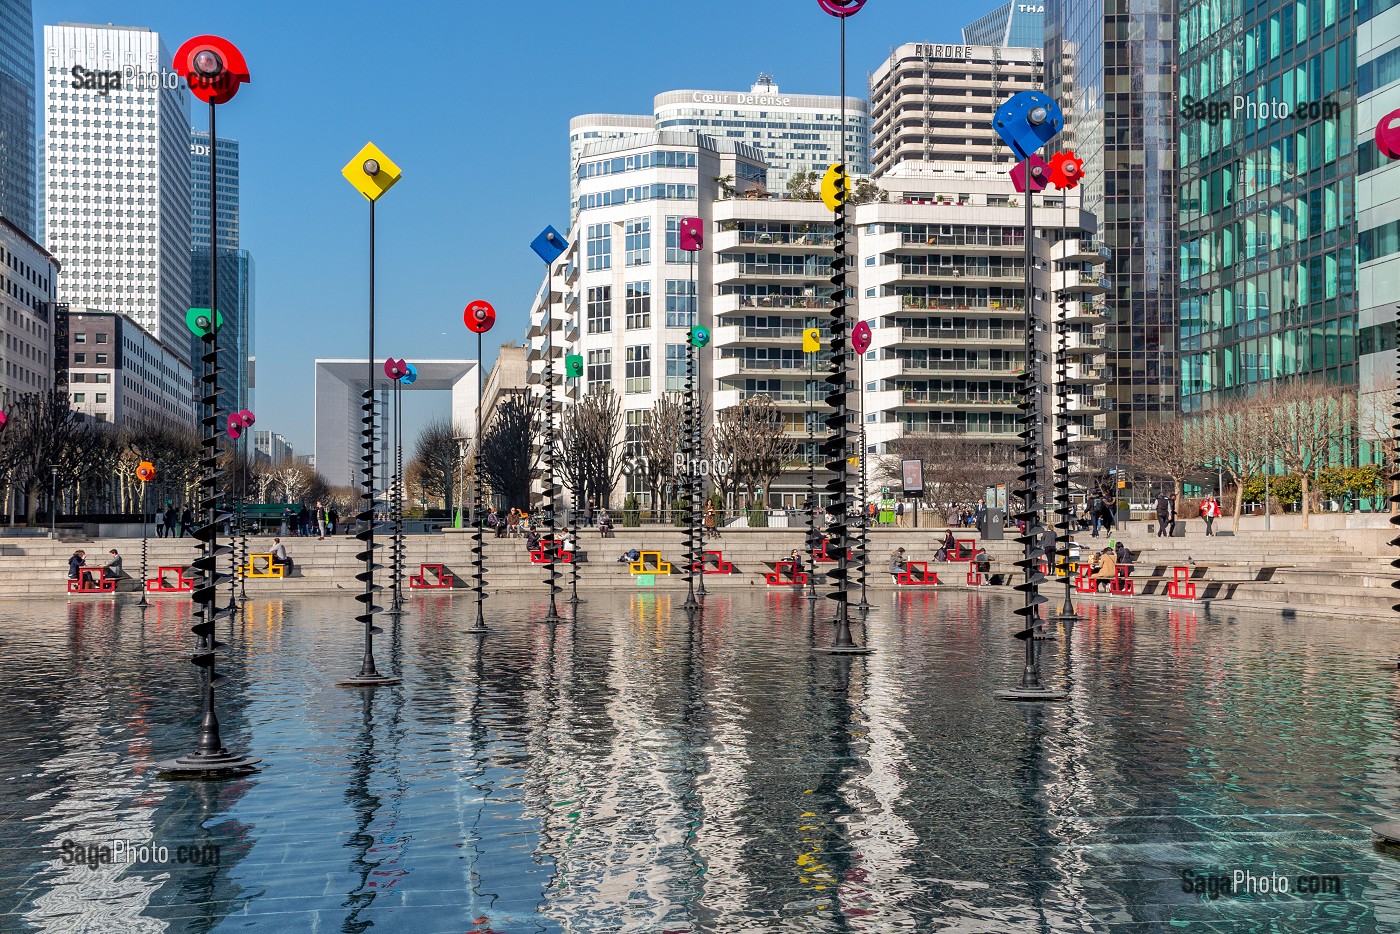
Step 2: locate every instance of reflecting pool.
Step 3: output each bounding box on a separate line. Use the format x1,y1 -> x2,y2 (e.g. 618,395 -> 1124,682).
1,589 -> 1399,932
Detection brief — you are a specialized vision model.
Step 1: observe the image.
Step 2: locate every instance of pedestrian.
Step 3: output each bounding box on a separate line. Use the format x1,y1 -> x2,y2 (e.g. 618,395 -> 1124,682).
1200,492 -> 1222,536
315,500 -> 326,540
104,548 -> 123,580
154,505 -> 164,538
704,502 -> 720,539
888,547 -> 907,583
68,549 -> 95,588
1089,495 -> 1104,538
164,505 -> 177,538
329,506 -> 339,536
586,496 -> 597,527
1155,492 -> 1172,537
896,500 -> 906,527
179,506 -> 192,538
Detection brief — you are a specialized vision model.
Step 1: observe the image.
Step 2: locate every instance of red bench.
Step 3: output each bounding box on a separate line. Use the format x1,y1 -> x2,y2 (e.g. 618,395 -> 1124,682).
409,564 -> 454,589
529,541 -> 574,564
813,540 -> 852,563
67,569 -> 116,594
765,560 -> 806,586
897,562 -> 939,586
1166,566 -> 1196,600
691,550 -> 734,574
1111,567 -> 1135,596
948,539 -> 977,562
145,566 -> 193,592
1076,565 -> 1096,593
966,569 -> 984,586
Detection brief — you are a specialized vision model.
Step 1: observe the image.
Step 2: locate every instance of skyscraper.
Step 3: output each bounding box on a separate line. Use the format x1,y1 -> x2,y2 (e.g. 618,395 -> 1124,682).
1045,0 -> 1177,441
962,1 -> 1045,47
1177,0 -> 1357,414
191,129 -> 252,412
42,23 -> 193,360
0,0 -> 37,236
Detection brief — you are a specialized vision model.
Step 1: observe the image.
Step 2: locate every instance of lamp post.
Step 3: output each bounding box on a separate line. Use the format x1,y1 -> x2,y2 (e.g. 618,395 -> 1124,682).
989,89 -> 1066,701
338,141 -> 403,688
157,34 -> 259,776
531,226 -> 567,624
464,300 -> 496,635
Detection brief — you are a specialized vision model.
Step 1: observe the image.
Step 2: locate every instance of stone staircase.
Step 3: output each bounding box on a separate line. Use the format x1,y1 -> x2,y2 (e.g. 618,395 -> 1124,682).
5,525 -> 1396,618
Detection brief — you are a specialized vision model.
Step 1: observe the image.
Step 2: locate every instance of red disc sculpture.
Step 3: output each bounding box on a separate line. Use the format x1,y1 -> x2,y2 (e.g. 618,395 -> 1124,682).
464,300 -> 496,334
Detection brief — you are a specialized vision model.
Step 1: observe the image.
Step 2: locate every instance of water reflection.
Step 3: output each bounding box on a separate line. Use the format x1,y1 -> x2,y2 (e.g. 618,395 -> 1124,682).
0,592 -> 1398,931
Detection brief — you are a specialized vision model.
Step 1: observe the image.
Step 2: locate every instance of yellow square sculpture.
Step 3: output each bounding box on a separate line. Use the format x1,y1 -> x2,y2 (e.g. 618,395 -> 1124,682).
342,142 -> 402,202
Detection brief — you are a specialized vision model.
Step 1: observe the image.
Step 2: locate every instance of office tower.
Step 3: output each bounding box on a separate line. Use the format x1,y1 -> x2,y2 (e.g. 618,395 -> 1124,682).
962,1 -> 1045,47
0,215 -> 57,401
1177,0 -> 1355,413
868,43 -> 1044,175
191,129 -> 252,413
0,0 -> 37,237
42,23 -> 193,361
1046,0 -> 1177,441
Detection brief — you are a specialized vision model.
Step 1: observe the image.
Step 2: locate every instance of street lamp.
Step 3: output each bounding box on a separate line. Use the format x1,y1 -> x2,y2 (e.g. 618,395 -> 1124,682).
338,141 -> 403,688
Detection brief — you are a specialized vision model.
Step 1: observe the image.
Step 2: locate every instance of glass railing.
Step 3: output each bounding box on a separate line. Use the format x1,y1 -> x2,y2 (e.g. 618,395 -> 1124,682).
899,232 -> 1024,248
899,295 -> 1025,311
723,357 -> 813,372
897,267 -> 1023,280
893,327 -> 1026,342
893,359 -> 1020,374
894,421 -> 1019,436
735,325 -> 830,339
727,294 -> 835,310
736,231 -> 837,246
895,391 -> 1021,405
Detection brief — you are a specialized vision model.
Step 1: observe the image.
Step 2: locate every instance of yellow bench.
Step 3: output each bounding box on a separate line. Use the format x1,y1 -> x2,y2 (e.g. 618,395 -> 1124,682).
242,554 -> 286,579
629,551 -> 671,575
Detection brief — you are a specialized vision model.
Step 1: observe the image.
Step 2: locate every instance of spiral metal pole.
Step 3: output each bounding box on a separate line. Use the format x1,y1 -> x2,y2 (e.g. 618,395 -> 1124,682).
803,342 -> 820,600
389,377 -> 404,616
340,198 -> 398,686
157,98 -> 260,774
683,251 -> 700,610
237,446 -> 248,601
1053,196 -> 1079,621
567,367 -> 581,607
138,481 -> 149,609
540,259 -> 562,623
469,329 -> 489,634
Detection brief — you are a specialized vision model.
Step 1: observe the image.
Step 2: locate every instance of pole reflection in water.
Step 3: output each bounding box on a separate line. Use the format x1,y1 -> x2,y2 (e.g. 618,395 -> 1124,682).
341,681 -> 410,931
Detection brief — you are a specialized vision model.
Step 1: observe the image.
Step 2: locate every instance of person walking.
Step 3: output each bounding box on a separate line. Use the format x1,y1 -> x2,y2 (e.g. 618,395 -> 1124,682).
314,500 -> 327,540
703,502 -> 720,540
1154,492 -> 1172,538
329,506 -> 339,536
164,506 -> 177,539
1200,493 -> 1222,536
1089,494 -> 1104,538
154,505 -> 165,539
179,506 -> 193,538
895,500 -> 906,527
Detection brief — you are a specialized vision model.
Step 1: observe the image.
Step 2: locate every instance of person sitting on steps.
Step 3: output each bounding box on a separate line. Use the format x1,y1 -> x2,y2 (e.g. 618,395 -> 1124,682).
271,538 -> 293,574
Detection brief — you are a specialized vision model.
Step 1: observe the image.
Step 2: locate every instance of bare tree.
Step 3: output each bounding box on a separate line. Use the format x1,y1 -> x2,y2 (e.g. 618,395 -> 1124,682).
126,422 -> 202,511
479,394 -> 538,510
410,418 -> 463,517
1266,380 -> 1357,529
1196,396 -> 1271,531
1126,416 -> 1206,501
562,387 -> 625,510
0,391 -> 95,523
713,394 -> 794,506
879,436 -> 1017,509
643,393 -> 686,514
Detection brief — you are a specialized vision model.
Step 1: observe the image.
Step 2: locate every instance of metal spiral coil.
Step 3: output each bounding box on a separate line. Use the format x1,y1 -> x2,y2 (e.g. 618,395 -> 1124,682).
1390,303 -> 1400,615
540,347 -> 562,620
355,387 -> 384,639
1012,367 -> 1050,641
684,337 -> 700,608
470,439 -> 488,619
1052,300 -> 1077,618
821,168 -> 856,644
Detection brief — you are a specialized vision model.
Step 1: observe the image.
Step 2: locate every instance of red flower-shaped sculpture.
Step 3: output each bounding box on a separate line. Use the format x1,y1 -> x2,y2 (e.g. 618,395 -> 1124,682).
1047,150 -> 1085,190
465,300 -> 496,334
173,36 -> 251,105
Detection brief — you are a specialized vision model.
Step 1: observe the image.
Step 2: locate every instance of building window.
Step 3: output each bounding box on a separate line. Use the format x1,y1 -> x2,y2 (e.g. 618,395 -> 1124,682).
586,349 -> 612,393
666,216 -> 687,263
95,353 -> 108,364
665,280 -> 697,328
625,217 -> 651,266
73,353 -> 85,363
625,409 -> 648,460
586,286 -> 612,334
95,393 -> 107,403
625,345 -> 651,394
586,223 -> 611,271
666,343 -> 688,392
625,281 -> 651,330
74,332 -> 85,343
95,333 -> 108,344
72,393 -> 84,402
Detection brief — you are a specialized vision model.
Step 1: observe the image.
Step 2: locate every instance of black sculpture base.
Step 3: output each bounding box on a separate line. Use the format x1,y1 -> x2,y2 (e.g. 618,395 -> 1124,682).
157,750 -> 261,778
337,673 -> 402,687
994,687 -> 1067,702
814,645 -> 873,655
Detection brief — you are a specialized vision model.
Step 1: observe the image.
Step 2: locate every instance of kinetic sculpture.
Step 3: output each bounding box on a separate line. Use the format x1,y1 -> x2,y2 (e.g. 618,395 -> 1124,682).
530,227 -> 567,623
465,300 -> 495,634
991,90 -> 1067,701
384,358 -> 409,616
339,140 -> 403,686
158,35 -> 259,775
680,217 -> 704,609
136,460 -> 155,610
816,0 -> 866,652
226,409 -> 255,606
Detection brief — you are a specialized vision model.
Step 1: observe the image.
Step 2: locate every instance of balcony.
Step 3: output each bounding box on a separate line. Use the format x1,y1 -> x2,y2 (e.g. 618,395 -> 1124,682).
1059,238 -> 1112,264
1057,271 -> 1111,295
892,359 -> 1021,377
714,260 -> 831,286
882,326 -> 1027,346
715,292 -> 835,316
897,294 -> 1026,315
895,266 -> 1024,285
894,390 -> 1020,408
715,356 -> 813,380
714,228 -> 837,254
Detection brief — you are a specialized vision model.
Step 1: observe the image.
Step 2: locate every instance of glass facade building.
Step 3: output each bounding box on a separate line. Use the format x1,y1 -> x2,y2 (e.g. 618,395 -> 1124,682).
962,1 -> 1045,48
1177,0 -> 1357,412
0,0 -> 36,237
1046,0 -> 1177,441
190,129 -> 251,412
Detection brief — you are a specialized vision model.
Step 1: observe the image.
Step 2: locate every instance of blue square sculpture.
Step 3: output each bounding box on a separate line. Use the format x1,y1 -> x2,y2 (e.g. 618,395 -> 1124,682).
531,226 -> 567,264
992,91 -> 1064,162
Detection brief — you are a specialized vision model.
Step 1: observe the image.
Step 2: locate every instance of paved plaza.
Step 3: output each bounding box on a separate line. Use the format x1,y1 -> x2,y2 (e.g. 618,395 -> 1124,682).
1,590 -> 1398,931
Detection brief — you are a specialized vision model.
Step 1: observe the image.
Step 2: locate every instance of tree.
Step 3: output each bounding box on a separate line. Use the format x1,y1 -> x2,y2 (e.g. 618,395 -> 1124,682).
1126,416 -> 1205,501
786,170 -> 819,201
712,394 -> 794,507
561,387 -> 625,511
0,391 -> 99,523
479,394 -> 538,510
879,437 -> 1017,509
126,422 -> 202,511
1266,380 -> 1358,529
1196,396 -> 1271,531
851,177 -> 887,205
411,418 -> 464,517
643,393 -> 686,516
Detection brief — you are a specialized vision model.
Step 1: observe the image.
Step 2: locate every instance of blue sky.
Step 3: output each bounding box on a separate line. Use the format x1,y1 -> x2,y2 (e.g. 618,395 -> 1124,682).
32,0 -> 1002,456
